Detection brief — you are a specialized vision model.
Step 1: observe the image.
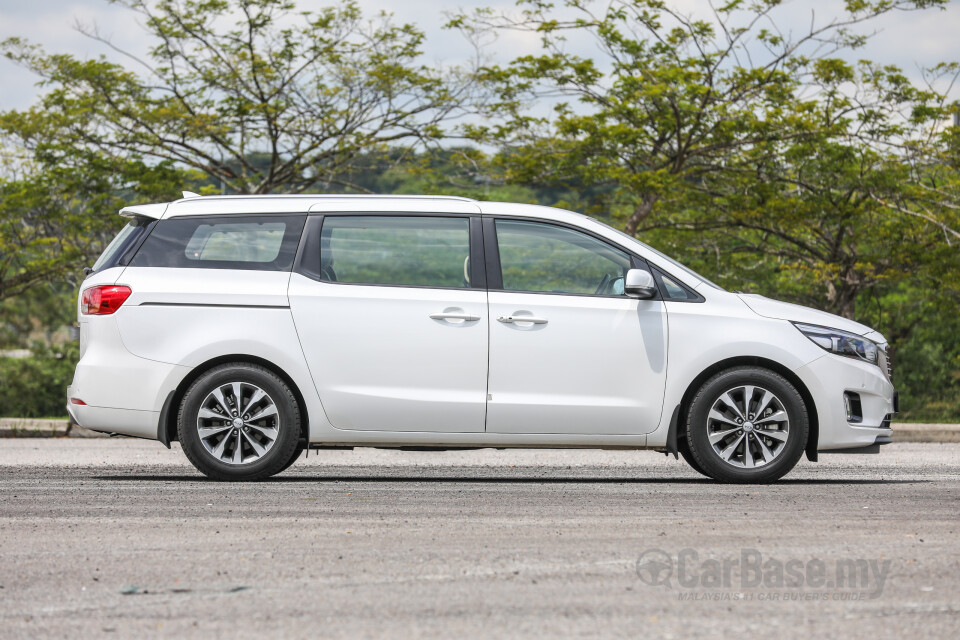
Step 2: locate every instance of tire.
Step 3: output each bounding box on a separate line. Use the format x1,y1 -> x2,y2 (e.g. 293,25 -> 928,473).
177,363 -> 302,481
277,442 -> 306,474
677,438 -> 709,477
683,366 -> 808,483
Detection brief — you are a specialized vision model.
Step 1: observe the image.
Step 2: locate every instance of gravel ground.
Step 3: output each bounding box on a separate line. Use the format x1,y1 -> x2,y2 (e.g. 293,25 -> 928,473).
0,440 -> 958,639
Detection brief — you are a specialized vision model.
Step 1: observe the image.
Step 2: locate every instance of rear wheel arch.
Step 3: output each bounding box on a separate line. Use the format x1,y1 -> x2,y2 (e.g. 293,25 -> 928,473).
158,355 -> 310,448
676,356 -> 819,462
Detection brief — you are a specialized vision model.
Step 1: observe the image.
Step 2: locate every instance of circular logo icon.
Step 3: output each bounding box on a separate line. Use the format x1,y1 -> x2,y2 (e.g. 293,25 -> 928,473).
635,549 -> 673,587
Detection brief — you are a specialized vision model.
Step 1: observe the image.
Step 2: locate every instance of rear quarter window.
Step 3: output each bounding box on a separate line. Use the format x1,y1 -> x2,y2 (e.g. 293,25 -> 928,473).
129,215 -> 306,271
91,216 -> 155,274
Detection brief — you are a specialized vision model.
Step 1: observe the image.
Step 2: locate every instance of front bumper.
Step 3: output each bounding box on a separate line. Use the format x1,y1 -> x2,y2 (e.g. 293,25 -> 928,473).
793,354 -> 895,451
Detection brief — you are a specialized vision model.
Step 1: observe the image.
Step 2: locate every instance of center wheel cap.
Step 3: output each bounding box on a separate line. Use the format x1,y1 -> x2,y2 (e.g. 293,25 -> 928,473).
743,422 -> 754,432
232,418 -> 244,428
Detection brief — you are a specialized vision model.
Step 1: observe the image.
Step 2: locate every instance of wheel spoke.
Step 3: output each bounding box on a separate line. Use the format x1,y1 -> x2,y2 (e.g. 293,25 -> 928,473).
232,431 -> 243,464
241,389 -> 266,416
708,410 -> 740,427
212,431 -> 231,459
719,433 -> 745,460
753,433 -> 775,463
742,386 -> 755,415
241,430 -> 266,457
244,422 -> 278,441
742,435 -> 754,468
755,410 -> 787,424
247,405 -> 278,422
720,392 -> 745,420
758,428 -> 789,442
199,408 -> 226,421
198,424 -> 232,439
231,382 -> 244,412
754,390 -> 775,417
211,387 -> 232,415
709,426 -> 741,445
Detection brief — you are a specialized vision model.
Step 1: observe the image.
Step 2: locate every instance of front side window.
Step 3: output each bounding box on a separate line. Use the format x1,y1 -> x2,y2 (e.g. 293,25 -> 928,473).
495,220 -> 632,296
129,215 -> 305,271
320,216 -> 471,288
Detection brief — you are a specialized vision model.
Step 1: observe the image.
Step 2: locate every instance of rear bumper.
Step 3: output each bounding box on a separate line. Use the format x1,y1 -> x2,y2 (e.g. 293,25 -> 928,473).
794,354 -> 895,451
67,316 -> 189,440
66,390 -> 159,439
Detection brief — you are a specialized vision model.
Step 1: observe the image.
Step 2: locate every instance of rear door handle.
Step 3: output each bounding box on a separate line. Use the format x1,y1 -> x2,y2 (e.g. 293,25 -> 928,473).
430,312 -> 481,322
497,315 -> 548,325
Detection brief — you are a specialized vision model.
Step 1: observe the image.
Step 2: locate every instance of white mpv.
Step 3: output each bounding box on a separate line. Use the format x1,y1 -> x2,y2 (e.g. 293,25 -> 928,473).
67,194 -> 897,482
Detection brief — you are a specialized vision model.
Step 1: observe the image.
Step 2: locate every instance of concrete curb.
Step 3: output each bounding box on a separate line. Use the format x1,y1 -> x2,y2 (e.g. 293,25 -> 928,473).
890,423 -> 960,443
0,418 -> 107,438
2,418 -> 958,442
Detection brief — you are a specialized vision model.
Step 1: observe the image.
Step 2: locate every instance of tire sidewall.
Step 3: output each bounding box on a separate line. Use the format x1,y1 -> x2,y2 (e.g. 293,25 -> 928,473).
178,365 -> 300,480
686,368 -> 808,483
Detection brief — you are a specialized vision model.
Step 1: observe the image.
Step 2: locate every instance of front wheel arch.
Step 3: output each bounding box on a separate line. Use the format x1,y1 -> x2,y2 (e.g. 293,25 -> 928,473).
158,355 -> 309,448
675,357 -> 819,463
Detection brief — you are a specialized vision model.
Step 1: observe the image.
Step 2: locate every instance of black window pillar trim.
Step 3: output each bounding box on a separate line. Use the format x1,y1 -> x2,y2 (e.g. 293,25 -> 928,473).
481,216 -> 503,290
468,216 -> 487,289
292,214 -> 324,280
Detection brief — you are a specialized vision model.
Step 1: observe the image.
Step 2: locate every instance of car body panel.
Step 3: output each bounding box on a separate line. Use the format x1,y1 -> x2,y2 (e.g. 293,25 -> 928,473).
288,273 -> 489,433
486,291 -> 667,435
738,294 -> 874,336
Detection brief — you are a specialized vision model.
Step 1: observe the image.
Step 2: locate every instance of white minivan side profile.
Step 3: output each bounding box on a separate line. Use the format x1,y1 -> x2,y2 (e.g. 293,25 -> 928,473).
67,193 -> 897,482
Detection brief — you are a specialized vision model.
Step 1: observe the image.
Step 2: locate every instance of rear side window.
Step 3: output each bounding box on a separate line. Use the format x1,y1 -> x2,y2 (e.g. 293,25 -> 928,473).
320,216 -> 471,288
129,215 -> 306,271
91,216 -> 154,273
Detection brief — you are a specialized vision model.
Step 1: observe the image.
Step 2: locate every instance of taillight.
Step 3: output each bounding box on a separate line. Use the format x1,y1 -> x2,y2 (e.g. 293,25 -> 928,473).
81,285 -> 132,315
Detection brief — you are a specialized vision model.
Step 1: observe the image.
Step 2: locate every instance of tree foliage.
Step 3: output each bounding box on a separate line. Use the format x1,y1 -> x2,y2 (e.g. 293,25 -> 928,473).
2,0 -> 473,194
0,142 -> 187,302
451,0 -> 960,318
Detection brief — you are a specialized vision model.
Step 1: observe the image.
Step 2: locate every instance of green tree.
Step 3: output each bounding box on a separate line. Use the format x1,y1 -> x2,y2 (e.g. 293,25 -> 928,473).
451,0 -> 959,318
0,142 -> 187,302
2,0 -> 473,195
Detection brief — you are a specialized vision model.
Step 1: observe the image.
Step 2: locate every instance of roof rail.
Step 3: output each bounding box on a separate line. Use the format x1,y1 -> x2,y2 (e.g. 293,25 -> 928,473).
173,193 -> 477,203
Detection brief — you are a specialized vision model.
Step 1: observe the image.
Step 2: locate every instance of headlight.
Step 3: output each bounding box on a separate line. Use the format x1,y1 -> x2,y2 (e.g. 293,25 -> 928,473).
793,322 -> 879,366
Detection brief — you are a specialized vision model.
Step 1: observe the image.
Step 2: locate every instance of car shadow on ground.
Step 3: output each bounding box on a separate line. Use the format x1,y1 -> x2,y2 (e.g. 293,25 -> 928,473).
91,474 -> 926,485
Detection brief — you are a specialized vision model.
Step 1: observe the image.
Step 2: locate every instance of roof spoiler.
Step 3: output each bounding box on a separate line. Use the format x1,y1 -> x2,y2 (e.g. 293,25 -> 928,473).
119,203 -> 168,219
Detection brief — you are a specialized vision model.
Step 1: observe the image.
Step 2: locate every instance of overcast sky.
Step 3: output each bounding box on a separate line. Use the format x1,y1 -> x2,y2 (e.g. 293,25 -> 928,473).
1,0 -> 958,111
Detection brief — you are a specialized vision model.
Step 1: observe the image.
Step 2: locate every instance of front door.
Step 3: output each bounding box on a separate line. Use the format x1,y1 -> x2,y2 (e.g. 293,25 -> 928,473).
484,218 -> 668,435
289,214 -> 488,432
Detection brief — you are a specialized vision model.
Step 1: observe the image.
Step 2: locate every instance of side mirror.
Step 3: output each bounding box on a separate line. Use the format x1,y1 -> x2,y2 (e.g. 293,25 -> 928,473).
624,269 -> 657,299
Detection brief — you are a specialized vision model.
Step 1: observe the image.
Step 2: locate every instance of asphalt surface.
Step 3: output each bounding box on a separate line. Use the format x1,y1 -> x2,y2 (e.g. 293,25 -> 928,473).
0,440 -> 958,639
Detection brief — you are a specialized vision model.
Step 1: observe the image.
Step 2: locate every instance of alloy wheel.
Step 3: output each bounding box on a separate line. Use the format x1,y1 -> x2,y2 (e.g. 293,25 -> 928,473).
706,385 -> 790,468
196,381 -> 280,465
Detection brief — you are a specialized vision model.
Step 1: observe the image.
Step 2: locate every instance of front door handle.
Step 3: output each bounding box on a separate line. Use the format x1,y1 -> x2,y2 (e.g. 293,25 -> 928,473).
497,315 -> 548,325
430,312 -> 481,322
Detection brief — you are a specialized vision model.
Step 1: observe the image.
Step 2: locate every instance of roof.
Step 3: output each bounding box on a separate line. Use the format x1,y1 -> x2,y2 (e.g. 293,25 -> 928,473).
121,193 -> 482,220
